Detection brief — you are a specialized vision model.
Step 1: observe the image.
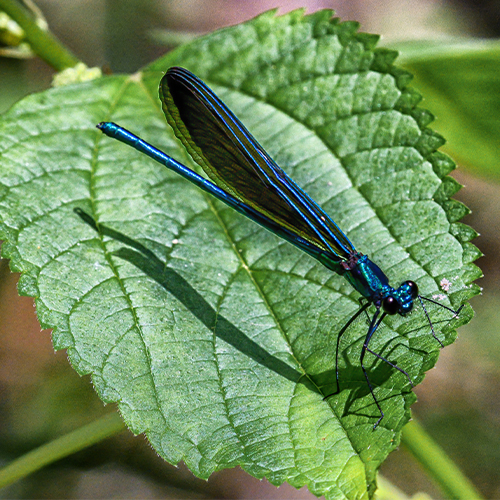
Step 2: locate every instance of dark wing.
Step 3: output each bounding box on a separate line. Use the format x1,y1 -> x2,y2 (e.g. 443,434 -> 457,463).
159,67 -> 355,261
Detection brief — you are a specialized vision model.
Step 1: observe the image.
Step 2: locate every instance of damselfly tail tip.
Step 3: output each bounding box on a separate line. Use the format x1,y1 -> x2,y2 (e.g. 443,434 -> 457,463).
97,122 -> 117,131
96,122 -> 118,137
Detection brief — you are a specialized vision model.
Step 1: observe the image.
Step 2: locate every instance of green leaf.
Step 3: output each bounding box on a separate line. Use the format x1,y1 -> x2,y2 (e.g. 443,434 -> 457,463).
0,10 -> 480,499
386,38 -> 500,182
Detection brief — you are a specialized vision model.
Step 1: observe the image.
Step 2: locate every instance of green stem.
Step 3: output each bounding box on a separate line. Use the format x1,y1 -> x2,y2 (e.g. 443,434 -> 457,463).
401,419 -> 484,500
0,0 -> 80,70
0,412 -> 125,489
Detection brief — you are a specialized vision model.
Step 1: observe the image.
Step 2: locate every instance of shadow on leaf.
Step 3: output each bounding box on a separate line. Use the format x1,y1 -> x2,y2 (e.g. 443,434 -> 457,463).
74,208 -> 318,393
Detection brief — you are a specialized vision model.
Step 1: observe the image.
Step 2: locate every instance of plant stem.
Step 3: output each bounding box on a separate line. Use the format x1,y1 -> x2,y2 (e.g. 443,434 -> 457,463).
0,412 -> 125,489
401,419 -> 484,500
0,0 -> 80,70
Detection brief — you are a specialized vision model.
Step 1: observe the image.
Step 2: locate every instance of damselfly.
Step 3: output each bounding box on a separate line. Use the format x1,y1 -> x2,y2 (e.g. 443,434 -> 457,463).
97,67 -> 462,428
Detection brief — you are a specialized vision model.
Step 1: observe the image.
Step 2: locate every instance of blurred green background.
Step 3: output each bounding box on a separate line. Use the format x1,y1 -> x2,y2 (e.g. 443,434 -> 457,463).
0,0 -> 498,498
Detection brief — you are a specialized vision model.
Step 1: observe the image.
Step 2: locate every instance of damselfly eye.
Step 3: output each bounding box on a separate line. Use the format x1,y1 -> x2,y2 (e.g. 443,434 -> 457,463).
383,296 -> 399,315
405,280 -> 419,299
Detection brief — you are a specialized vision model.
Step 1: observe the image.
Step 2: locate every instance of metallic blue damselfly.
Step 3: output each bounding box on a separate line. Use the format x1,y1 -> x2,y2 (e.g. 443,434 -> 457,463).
97,67 -> 462,428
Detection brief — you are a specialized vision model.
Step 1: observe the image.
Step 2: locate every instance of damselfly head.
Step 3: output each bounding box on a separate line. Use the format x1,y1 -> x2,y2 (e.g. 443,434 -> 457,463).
383,280 -> 419,316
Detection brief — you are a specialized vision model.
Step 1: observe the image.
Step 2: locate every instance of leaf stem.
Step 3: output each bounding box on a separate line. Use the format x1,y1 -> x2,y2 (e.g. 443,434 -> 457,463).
401,419 -> 484,500
0,412 -> 125,489
0,0 -> 80,70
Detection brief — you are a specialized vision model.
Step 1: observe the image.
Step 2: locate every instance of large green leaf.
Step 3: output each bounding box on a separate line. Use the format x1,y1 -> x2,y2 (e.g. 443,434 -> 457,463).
0,10 -> 480,499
